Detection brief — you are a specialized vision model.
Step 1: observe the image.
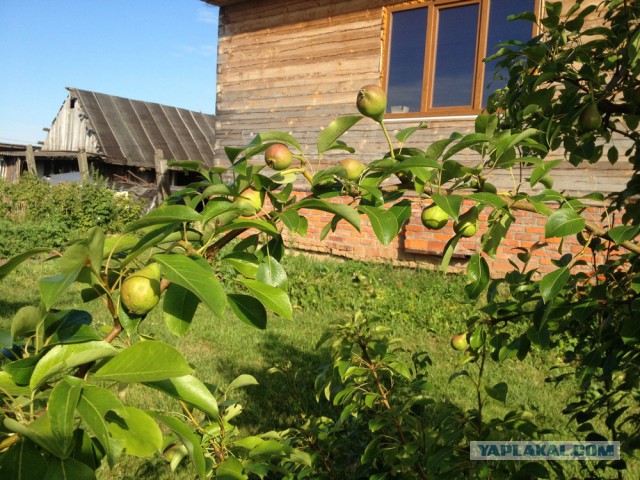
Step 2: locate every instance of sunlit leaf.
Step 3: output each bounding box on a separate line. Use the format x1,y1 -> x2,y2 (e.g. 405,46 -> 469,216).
94,341 -> 193,383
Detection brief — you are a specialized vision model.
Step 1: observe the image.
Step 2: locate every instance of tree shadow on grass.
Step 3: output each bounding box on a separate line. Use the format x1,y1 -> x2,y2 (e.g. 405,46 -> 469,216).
213,331 -> 337,434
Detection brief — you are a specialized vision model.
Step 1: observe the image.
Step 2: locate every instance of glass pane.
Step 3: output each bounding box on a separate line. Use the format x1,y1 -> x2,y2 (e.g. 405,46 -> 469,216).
386,8 -> 428,114
432,3 -> 479,108
483,0 -> 536,105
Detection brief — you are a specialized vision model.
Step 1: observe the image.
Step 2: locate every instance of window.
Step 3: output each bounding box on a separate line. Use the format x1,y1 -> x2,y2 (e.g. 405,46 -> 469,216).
384,0 -> 537,117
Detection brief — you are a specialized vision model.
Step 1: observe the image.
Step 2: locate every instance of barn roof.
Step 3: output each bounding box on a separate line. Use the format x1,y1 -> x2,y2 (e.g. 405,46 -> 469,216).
48,87 -> 216,169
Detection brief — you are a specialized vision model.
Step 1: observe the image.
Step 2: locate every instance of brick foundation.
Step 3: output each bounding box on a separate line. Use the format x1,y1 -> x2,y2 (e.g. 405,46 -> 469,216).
277,190 -> 615,276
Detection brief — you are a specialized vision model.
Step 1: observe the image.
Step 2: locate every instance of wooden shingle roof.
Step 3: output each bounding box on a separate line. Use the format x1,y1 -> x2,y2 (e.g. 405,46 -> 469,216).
53,87 -> 216,169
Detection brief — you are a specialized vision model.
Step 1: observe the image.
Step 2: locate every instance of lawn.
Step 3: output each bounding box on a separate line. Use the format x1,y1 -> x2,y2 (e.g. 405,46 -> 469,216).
0,253 -> 604,478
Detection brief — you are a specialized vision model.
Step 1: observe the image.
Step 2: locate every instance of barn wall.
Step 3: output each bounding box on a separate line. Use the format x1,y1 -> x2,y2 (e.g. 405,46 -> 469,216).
43,95 -> 100,154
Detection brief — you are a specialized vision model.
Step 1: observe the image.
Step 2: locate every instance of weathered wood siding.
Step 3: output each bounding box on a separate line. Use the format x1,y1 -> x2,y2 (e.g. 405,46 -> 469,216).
214,0 -> 632,194
42,96 -> 100,154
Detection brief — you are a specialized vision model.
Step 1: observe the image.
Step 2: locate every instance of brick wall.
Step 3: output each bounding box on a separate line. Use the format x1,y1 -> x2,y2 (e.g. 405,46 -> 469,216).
280,190 -> 613,276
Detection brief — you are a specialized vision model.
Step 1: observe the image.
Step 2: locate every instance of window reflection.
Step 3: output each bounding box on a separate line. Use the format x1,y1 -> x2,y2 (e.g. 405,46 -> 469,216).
483,0 -> 536,106
432,4 -> 479,108
386,8 -> 428,113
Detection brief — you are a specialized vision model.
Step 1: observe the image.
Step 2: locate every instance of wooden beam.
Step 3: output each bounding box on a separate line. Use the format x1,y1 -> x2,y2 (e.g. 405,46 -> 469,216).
25,145 -> 36,174
154,149 -> 171,204
78,149 -> 89,183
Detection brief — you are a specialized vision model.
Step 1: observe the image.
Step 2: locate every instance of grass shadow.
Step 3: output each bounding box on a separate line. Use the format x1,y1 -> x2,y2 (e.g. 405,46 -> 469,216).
213,330 -> 335,434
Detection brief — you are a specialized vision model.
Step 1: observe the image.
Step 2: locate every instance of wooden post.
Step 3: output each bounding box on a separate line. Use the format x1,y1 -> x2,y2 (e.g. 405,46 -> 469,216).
154,149 -> 170,203
78,149 -> 89,183
25,145 -> 37,175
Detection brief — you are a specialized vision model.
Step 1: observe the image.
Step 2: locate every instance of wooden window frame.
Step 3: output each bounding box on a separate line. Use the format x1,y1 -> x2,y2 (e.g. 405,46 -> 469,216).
382,0 -> 541,119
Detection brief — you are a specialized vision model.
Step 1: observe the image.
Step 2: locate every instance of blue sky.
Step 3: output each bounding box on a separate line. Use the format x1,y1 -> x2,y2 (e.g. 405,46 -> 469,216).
0,0 -> 219,145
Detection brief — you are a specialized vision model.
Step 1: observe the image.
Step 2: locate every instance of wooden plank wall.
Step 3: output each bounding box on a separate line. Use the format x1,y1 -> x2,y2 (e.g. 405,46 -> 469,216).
42,95 -> 100,154
214,0 -> 633,195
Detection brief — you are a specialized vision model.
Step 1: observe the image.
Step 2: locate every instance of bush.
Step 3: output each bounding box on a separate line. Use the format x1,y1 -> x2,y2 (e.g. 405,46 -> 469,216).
0,174 -> 144,257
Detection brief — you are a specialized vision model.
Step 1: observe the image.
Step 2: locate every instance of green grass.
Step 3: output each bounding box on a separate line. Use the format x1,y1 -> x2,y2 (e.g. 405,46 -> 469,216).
0,253 -> 630,478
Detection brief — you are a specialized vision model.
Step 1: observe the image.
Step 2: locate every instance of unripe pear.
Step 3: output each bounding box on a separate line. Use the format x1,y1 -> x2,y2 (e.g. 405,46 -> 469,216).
340,158 -> 365,181
121,263 -> 162,315
451,333 -> 469,351
421,203 -> 449,230
264,143 -> 293,171
454,207 -> 479,238
356,85 -> 387,122
235,189 -> 262,216
579,103 -> 602,132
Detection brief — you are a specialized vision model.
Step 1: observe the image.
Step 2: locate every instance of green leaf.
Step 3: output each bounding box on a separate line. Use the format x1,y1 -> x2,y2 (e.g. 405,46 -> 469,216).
222,252 -> 260,278
151,413 -> 207,478
216,219 -> 280,236
256,257 -> 288,289
442,133 -> 490,161
395,122 -> 428,143
94,341 -> 193,383
475,114 -> 498,136
107,406 -> 162,457
75,383 -> 125,466
295,198 -> 361,232
467,192 -> 506,209
545,208 -> 586,238
431,193 -> 463,219
239,279 -> 292,319
227,294 -> 267,329
388,199 -> 412,227
145,375 -> 219,420
125,205 -> 203,232
48,378 -> 82,455
440,234 -> 460,272
0,247 -> 50,281
11,305 -> 45,339
485,381 -> 508,403
43,454 -> 97,480
153,254 -> 226,319
30,341 -> 117,390
0,438 -> 49,479
277,209 -> 307,235
358,205 -> 398,246
216,457 -> 246,480
0,371 -> 31,396
45,309 -> 101,345
249,440 -> 285,458
540,267 -> 570,303
3,355 -> 40,385
317,115 -> 362,155
465,254 -> 490,300
607,225 -> 640,245
163,284 -> 200,337
4,414 -> 67,459
384,155 -> 441,172
530,159 -> 561,187
227,374 -> 259,391
254,131 -> 304,153
121,224 -> 179,267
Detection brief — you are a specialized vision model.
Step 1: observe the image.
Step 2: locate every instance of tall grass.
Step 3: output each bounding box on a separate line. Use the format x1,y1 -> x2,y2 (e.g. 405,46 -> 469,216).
0,254 -> 587,478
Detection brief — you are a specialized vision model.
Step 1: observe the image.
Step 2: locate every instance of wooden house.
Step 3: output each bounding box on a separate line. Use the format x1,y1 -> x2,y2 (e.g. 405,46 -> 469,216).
204,0 -> 632,194
39,87 -> 217,188
201,0 -> 630,273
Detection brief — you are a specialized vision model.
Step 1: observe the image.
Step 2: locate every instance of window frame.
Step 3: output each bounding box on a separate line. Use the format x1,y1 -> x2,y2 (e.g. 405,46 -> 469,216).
382,0 -> 541,119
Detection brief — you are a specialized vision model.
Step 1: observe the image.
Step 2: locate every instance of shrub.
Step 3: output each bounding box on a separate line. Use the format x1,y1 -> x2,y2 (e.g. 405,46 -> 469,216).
0,174 -> 144,257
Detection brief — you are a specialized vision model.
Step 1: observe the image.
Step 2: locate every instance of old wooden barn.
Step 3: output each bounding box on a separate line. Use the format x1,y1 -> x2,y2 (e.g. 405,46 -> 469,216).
0,87 -> 217,189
